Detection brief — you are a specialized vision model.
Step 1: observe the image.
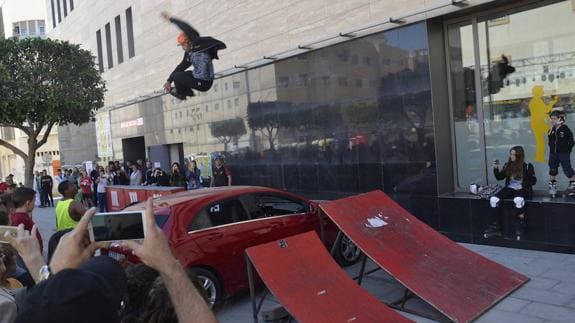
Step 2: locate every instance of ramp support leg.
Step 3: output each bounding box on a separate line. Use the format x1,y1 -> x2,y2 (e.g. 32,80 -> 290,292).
357,253 -> 368,285
330,231 -> 343,256
246,255 -> 259,323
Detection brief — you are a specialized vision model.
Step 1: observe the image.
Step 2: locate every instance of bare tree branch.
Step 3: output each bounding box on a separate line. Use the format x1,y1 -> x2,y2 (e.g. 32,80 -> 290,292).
0,138 -> 28,160
0,123 -> 31,135
36,122 -> 55,147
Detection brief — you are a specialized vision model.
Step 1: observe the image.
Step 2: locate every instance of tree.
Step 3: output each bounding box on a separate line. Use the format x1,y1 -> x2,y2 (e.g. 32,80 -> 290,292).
209,118 -> 247,151
247,101 -> 292,151
0,37 -> 105,187
341,101 -> 378,128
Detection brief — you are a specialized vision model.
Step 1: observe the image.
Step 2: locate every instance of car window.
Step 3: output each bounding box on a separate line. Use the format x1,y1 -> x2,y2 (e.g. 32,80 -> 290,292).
188,199 -> 248,231
187,208 -> 212,231
249,194 -> 308,219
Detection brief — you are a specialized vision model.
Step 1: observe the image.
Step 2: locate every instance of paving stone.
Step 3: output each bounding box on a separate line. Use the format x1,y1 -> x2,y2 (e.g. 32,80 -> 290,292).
525,277 -> 560,290
552,282 -> 575,296
511,287 -> 574,306
475,309 -> 544,323
505,263 -> 550,277
541,269 -> 575,283
521,302 -> 575,322
493,297 -> 531,313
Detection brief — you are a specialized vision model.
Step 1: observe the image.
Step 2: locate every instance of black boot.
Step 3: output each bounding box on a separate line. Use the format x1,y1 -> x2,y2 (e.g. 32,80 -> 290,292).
515,217 -> 527,240
484,221 -> 502,238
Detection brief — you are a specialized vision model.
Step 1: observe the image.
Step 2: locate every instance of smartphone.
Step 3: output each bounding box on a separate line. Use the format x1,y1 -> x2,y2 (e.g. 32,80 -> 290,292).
88,211 -> 146,242
0,225 -> 18,243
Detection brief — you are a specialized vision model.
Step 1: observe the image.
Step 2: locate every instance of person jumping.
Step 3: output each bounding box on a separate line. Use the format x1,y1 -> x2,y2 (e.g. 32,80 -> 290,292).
161,11 -> 226,100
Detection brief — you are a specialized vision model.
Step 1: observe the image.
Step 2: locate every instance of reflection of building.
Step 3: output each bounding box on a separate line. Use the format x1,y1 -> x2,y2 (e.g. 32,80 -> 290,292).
0,0 -> 58,181
52,1 -> 575,252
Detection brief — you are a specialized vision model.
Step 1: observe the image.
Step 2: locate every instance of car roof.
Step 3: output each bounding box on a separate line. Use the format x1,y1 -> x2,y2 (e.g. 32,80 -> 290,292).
124,186 -> 297,210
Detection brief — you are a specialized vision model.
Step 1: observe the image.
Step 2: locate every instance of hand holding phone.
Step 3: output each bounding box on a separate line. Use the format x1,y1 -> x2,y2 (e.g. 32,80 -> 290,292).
89,211 -> 146,242
120,199 -> 177,273
493,159 -> 500,168
49,208 -> 109,275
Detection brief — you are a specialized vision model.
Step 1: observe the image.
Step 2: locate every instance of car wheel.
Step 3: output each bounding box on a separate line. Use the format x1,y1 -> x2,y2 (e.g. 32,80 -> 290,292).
334,235 -> 362,266
187,267 -> 222,309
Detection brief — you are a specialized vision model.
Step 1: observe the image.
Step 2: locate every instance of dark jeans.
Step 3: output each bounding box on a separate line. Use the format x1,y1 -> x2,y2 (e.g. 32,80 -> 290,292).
92,184 -> 98,206
549,152 -> 574,178
172,71 -> 213,96
491,187 -> 528,227
41,188 -> 53,206
97,193 -> 107,213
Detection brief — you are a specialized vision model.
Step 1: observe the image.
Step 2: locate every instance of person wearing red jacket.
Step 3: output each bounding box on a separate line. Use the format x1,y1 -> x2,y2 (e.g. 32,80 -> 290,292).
10,187 -> 43,252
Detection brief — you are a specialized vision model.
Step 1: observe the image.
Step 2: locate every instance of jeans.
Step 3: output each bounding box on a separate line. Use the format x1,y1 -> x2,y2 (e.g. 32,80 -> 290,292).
172,71 -> 213,96
97,193 -> 107,213
548,152 -> 574,178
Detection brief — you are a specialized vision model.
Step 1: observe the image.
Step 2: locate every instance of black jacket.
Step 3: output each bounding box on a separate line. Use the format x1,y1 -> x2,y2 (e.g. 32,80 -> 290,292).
494,162 -> 537,197
548,124 -> 574,154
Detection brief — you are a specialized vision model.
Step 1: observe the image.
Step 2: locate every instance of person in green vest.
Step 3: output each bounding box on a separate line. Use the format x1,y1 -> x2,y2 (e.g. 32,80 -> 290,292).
55,180 -> 87,231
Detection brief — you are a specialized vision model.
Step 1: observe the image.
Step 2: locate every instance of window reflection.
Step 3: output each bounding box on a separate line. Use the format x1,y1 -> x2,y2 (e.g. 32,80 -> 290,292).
111,22 -> 434,197
450,1 -> 575,191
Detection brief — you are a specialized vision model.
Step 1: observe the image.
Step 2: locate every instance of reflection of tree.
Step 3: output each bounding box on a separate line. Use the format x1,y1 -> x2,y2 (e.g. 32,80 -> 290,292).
341,102 -> 378,128
209,118 -> 247,151
287,103 -> 342,143
247,101 -> 292,151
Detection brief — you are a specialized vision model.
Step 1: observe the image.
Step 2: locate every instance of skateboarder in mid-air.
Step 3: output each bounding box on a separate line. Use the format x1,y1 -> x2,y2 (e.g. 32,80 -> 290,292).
161,11 -> 226,100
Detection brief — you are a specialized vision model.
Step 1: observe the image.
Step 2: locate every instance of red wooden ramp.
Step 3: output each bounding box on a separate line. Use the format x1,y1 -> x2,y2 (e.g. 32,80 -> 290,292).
320,190 -> 529,323
245,231 -> 413,323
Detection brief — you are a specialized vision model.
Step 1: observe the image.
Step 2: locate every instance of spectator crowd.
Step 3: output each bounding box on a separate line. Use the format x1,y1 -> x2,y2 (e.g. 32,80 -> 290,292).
0,156 -> 233,322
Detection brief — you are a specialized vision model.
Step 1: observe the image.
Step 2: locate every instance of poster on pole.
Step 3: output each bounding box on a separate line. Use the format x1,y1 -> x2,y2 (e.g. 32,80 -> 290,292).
96,112 -> 113,158
85,161 -> 94,173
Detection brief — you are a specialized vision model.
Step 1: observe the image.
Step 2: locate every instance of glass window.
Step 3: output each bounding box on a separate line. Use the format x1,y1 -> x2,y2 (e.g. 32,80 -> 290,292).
56,0 -> 61,23
245,194 -> 308,219
447,21 -> 482,187
188,209 -> 212,231
448,1 -> 575,191
105,23 -> 113,68
206,199 -> 248,227
50,0 -> 56,28
126,7 -> 135,58
96,30 -> 104,72
479,1 -> 575,191
115,16 -> 124,64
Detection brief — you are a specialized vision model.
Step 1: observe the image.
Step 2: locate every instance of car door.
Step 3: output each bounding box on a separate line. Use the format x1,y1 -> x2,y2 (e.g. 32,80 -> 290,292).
244,193 -> 319,243
183,197 -> 254,294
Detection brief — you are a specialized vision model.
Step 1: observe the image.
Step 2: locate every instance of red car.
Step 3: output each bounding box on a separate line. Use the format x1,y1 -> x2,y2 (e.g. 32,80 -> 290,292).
112,186 -> 361,306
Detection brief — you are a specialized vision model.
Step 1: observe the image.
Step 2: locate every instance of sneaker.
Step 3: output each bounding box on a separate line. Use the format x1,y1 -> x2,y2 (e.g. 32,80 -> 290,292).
169,89 -> 187,100
568,182 -> 575,197
549,180 -> 557,197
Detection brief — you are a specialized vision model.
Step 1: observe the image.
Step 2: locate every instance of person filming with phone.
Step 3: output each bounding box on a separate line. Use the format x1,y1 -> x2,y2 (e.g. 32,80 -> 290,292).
3,199 -> 216,323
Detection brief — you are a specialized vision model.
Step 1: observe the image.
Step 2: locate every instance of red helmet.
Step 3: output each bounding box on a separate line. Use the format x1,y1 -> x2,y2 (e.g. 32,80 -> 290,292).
177,32 -> 189,46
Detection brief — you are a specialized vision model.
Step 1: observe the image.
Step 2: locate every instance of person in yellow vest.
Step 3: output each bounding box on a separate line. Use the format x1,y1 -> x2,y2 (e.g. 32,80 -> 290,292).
55,180 -> 87,231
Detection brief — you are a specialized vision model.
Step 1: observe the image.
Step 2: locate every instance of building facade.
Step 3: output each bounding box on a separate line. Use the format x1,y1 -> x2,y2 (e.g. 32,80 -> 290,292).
50,0 -> 575,250
0,0 -> 58,182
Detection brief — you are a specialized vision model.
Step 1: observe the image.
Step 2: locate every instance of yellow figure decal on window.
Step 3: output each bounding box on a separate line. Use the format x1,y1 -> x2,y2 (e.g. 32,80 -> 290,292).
529,85 -> 558,163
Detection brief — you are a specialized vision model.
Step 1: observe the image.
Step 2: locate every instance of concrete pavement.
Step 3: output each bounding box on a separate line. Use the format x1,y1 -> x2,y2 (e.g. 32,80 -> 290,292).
32,203 -> 575,322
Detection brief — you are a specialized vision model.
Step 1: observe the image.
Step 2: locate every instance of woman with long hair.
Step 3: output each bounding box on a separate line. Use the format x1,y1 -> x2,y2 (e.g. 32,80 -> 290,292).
169,163 -> 186,188
484,146 -> 537,240
186,160 -> 203,190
